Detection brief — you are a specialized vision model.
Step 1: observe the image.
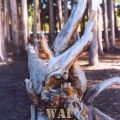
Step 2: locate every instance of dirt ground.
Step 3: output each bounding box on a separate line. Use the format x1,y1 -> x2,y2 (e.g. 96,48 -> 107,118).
0,49 -> 120,120
80,51 -> 120,120
0,54 -> 30,120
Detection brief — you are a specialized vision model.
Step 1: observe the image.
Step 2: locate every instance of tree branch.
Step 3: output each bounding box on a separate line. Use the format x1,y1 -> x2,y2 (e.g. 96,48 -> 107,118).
52,0 -> 87,56
39,32 -> 54,58
45,10 -> 96,84
31,105 -> 36,120
84,77 -> 120,104
87,105 -> 114,120
28,44 -> 48,94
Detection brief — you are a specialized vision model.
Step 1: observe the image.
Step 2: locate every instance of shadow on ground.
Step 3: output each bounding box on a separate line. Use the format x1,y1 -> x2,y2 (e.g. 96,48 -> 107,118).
0,54 -> 30,120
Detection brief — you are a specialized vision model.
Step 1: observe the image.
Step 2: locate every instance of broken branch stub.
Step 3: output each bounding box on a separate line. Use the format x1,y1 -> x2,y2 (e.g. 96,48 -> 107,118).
39,32 -> 54,58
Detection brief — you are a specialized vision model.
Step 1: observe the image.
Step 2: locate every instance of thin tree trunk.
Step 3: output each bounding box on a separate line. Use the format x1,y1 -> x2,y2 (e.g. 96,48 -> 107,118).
71,0 -> 80,43
57,0 -> 63,30
21,0 -> 28,51
114,9 -> 120,38
97,5 -> 104,54
81,15 -> 86,35
4,0 -> 10,44
10,0 -> 20,53
109,0 -> 115,47
37,1 -> 41,32
0,0 -> 7,62
103,0 -> 109,51
89,0 -> 98,65
64,0 -> 68,24
33,0 -> 40,52
49,0 -> 55,44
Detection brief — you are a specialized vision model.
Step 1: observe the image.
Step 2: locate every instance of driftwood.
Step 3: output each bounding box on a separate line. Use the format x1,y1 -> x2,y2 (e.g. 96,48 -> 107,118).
52,0 -> 87,56
84,77 -> 120,104
26,0 -> 120,120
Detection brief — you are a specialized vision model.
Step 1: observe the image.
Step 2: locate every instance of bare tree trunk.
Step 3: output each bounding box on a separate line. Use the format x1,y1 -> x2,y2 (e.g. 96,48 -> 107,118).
57,0 -> 63,30
4,0 -> 10,44
49,0 -> 55,43
64,0 -> 68,24
97,5 -> 104,54
109,0 -> 115,47
72,0 -> 80,43
33,0 -> 40,52
21,0 -> 28,51
0,0 -> 7,62
114,9 -> 120,38
10,0 -> 20,53
103,0 -> 109,51
89,0 -> 98,65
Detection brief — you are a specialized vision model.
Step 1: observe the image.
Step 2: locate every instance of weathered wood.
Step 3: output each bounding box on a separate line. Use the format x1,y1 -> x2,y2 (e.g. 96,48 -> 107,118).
85,77 -> 120,104
72,61 -> 87,93
28,44 -> 48,94
86,106 -> 114,120
39,32 -> 54,58
52,0 -> 87,56
31,105 -> 36,120
37,111 -> 51,120
46,10 -> 95,82
25,79 -> 39,105
26,0 -> 119,120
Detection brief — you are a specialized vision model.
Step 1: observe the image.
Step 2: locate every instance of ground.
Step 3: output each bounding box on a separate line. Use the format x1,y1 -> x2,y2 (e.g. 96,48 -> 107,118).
0,49 -> 120,120
0,54 -> 30,120
80,51 -> 120,120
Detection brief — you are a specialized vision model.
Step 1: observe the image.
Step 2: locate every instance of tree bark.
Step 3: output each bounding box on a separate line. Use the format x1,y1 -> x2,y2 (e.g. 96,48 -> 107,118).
114,9 -> 120,38
4,0 -> 10,44
64,0 -> 68,24
109,0 -> 115,47
89,0 -> 98,65
97,5 -> 104,54
57,0 -> 63,30
49,0 -> 55,44
33,0 -> 39,53
0,0 -> 7,62
103,0 -> 110,51
21,0 -> 28,51
10,0 -> 20,53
